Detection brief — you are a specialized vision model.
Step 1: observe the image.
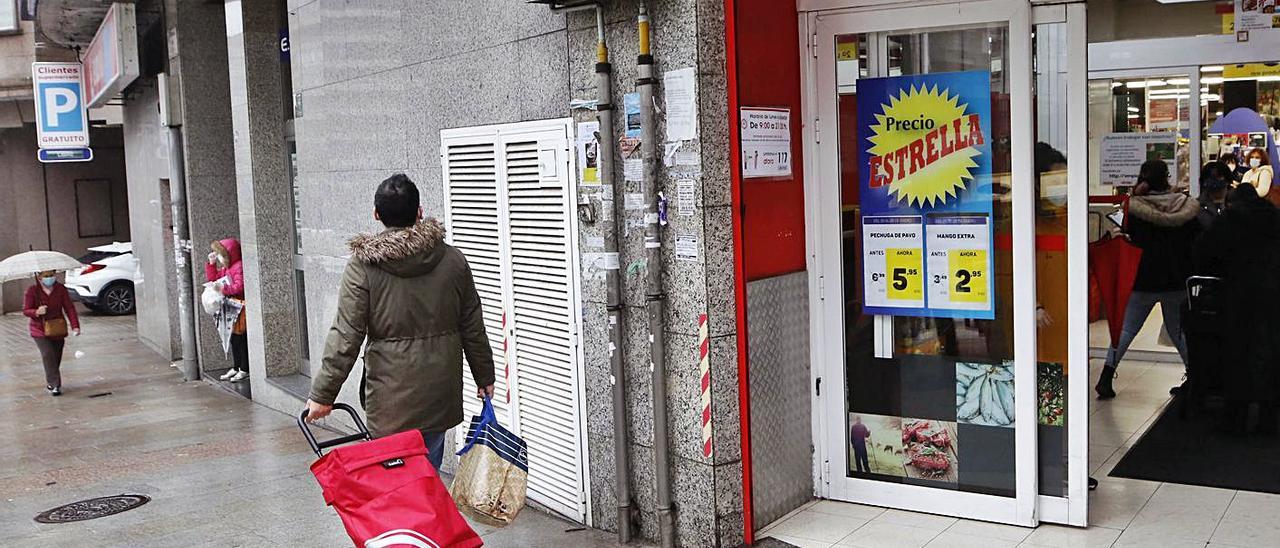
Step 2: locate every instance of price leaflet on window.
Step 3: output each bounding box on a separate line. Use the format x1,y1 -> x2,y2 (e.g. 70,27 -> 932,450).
856,70 -> 995,319
863,216 -> 925,309
925,214 -> 991,312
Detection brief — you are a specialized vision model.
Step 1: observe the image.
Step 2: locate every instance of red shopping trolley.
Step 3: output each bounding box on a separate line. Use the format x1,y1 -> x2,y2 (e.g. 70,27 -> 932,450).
299,404 -> 482,548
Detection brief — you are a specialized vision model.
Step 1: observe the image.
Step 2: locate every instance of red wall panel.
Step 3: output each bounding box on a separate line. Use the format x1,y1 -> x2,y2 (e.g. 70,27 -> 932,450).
734,0 -> 807,281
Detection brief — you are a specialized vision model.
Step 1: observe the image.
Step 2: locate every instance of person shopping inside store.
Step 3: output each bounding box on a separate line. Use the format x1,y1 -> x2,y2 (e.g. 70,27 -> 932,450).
1192,183 -> 1280,433
1198,161 -> 1232,229
1096,160 -> 1200,399
1241,147 -> 1275,206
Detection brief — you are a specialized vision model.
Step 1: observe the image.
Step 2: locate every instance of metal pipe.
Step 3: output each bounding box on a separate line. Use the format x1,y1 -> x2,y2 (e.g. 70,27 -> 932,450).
592,3 -> 634,543
637,4 -> 674,547
167,125 -> 199,382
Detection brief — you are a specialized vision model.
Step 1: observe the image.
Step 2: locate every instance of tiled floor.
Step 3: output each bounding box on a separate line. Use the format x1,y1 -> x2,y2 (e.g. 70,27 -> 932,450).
760,359 -> 1277,548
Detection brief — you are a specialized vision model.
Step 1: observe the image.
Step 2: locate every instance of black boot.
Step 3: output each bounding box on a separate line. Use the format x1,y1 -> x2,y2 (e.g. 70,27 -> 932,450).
1096,366 -> 1117,399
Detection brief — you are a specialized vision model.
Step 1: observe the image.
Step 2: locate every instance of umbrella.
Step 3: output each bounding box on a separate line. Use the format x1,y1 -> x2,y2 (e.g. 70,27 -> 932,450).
0,251 -> 84,283
1089,236 -> 1143,348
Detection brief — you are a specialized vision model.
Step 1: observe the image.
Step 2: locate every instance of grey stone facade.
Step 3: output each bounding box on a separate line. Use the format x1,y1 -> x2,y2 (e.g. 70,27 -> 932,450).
277,1 -> 742,546
120,78 -> 179,359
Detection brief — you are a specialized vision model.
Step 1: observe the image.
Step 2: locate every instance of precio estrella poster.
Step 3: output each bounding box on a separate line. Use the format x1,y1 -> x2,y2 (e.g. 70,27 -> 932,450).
857,70 -> 996,320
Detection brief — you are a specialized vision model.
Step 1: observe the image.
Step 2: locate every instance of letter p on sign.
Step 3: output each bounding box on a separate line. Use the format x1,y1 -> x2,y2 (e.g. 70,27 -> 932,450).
40,84 -> 83,131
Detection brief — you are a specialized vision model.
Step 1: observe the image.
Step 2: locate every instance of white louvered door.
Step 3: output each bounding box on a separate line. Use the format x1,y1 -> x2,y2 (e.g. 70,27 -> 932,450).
440,136 -> 516,426
440,120 -> 589,524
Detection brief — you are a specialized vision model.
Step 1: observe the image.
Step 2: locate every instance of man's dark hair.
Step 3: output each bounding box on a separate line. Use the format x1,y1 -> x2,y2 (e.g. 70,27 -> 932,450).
1138,160 -> 1170,191
375,173 -> 420,227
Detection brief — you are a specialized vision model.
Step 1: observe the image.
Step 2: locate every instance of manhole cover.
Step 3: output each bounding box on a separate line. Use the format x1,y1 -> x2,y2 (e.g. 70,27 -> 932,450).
34,494 -> 150,523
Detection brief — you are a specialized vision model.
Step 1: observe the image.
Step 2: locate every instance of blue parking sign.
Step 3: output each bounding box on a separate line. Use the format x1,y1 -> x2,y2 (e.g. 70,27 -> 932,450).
32,63 -> 90,149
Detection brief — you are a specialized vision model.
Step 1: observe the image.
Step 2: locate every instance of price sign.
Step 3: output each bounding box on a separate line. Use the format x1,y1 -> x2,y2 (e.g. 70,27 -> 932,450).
863,215 -> 925,310
926,214 -> 993,313
949,249 -> 987,303
886,248 -> 923,301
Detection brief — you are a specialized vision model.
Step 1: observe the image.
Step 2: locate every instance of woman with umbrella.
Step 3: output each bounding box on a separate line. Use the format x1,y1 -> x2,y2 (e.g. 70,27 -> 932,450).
0,250 -> 85,396
23,269 -> 80,396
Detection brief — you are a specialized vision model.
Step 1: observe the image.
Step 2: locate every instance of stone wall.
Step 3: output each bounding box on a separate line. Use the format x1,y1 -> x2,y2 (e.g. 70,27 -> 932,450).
121,78 -> 179,359
0,125 -> 130,314
282,1 -> 740,545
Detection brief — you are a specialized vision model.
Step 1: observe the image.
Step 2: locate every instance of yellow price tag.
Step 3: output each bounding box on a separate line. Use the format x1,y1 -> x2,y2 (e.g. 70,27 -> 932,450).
885,248 -> 923,301
949,249 -> 988,304
836,41 -> 858,62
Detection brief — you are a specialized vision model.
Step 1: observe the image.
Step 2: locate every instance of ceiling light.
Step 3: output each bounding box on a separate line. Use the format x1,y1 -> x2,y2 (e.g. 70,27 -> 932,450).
1126,81 -> 1148,88
1202,66 -> 1224,72
1167,78 -> 1191,85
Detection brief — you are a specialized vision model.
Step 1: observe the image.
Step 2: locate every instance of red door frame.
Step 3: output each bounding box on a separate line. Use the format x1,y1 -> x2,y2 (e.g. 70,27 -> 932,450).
724,0 -> 755,543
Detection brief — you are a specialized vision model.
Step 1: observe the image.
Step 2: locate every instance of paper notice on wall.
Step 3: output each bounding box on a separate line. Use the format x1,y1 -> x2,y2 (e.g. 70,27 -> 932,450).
664,141 -> 700,168
585,235 -> 605,249
624,93 -> 642,138
625,192 -> 647,211
1099,132 -> 1178,186
624,158 -> 644,182
663,67 -> 698,142
925,214 -> 993,313
675,234 -> 699,262
677,179 -> 696,217
576,121 -> 601,185
1235,0 -> 1279,33
739,107 -> 793,178
583,252 -> 620,271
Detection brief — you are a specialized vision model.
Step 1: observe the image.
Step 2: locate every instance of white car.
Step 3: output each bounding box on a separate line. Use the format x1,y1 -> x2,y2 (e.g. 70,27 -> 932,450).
65,242 -> 139,315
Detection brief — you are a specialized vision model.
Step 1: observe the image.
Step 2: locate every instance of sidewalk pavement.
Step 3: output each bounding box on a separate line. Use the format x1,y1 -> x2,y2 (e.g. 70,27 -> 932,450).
0,310 -> 640,547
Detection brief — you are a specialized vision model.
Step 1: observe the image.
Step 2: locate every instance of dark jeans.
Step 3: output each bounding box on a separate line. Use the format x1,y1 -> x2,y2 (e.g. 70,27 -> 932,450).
230,332 -> 248,372
34,337 -> 65,388
1104,290 -> 1189,370
422,430 -> 446,471
853,447 -> 870,473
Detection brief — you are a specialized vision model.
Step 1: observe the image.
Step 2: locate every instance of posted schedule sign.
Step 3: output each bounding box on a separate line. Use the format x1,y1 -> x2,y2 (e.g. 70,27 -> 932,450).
856,71 -> 995,319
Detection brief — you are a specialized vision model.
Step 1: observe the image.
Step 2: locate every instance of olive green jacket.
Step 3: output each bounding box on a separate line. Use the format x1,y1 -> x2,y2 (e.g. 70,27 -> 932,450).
309,219 -> 495,436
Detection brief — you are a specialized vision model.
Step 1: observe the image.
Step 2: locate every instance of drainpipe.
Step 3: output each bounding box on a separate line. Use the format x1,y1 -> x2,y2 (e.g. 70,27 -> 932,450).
550,1 -> 635,541
168,125 -> 199,382
160,72 -> 199,382
637,4 -> 675,547
595,8 -> 637,544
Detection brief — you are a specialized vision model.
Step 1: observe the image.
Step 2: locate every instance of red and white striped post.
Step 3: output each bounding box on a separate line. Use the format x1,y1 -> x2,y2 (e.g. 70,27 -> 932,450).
698,313 -> 713,459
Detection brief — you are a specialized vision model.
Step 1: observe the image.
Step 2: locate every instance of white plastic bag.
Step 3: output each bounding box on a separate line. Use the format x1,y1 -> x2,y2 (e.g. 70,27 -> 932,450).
201,283 -> 223,315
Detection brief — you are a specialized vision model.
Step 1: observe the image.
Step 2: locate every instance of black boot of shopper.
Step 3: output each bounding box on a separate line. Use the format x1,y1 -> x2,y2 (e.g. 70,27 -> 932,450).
1095,366 -> 1117,400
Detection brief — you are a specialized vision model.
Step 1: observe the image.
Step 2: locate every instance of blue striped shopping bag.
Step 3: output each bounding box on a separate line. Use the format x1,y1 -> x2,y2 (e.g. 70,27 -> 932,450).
452,396 -> 528,525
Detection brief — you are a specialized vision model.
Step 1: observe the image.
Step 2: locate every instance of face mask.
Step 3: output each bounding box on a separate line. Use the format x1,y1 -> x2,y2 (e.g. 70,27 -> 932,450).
41,276 -> 57,288
1251,158 -> 1263,169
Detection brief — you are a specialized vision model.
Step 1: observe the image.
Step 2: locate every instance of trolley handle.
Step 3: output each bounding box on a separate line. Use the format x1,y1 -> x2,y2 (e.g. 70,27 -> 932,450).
1186,275 -> 1223,303
298,402 -> 373,457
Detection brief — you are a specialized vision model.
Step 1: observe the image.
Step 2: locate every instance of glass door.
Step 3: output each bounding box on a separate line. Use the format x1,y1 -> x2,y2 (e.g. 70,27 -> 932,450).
809,0 -> 1039,526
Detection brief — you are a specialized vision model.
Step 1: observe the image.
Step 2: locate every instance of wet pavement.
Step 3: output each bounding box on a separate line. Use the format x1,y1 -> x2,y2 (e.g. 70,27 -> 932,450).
0,310 -> 637,547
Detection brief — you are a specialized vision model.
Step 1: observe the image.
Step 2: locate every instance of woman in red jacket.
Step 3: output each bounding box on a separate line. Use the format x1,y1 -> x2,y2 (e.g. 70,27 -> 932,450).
206,238 -> 248,382
24,270 -> 81,396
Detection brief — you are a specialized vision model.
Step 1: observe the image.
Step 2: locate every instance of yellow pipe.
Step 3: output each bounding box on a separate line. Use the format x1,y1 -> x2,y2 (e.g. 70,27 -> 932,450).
638,8 -> 650,55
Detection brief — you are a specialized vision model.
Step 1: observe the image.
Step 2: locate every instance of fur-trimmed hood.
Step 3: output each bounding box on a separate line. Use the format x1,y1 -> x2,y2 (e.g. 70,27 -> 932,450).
347,219 -> 447,277
1130,192 -> 1199,227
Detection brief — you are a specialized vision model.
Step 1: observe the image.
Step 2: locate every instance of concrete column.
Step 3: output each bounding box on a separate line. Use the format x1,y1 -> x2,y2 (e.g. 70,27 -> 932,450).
169,0 -> 240,374
224,0 -> 301,380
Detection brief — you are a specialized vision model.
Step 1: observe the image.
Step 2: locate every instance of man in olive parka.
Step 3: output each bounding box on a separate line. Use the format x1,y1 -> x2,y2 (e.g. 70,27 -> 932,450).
305,174 -> 495,470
